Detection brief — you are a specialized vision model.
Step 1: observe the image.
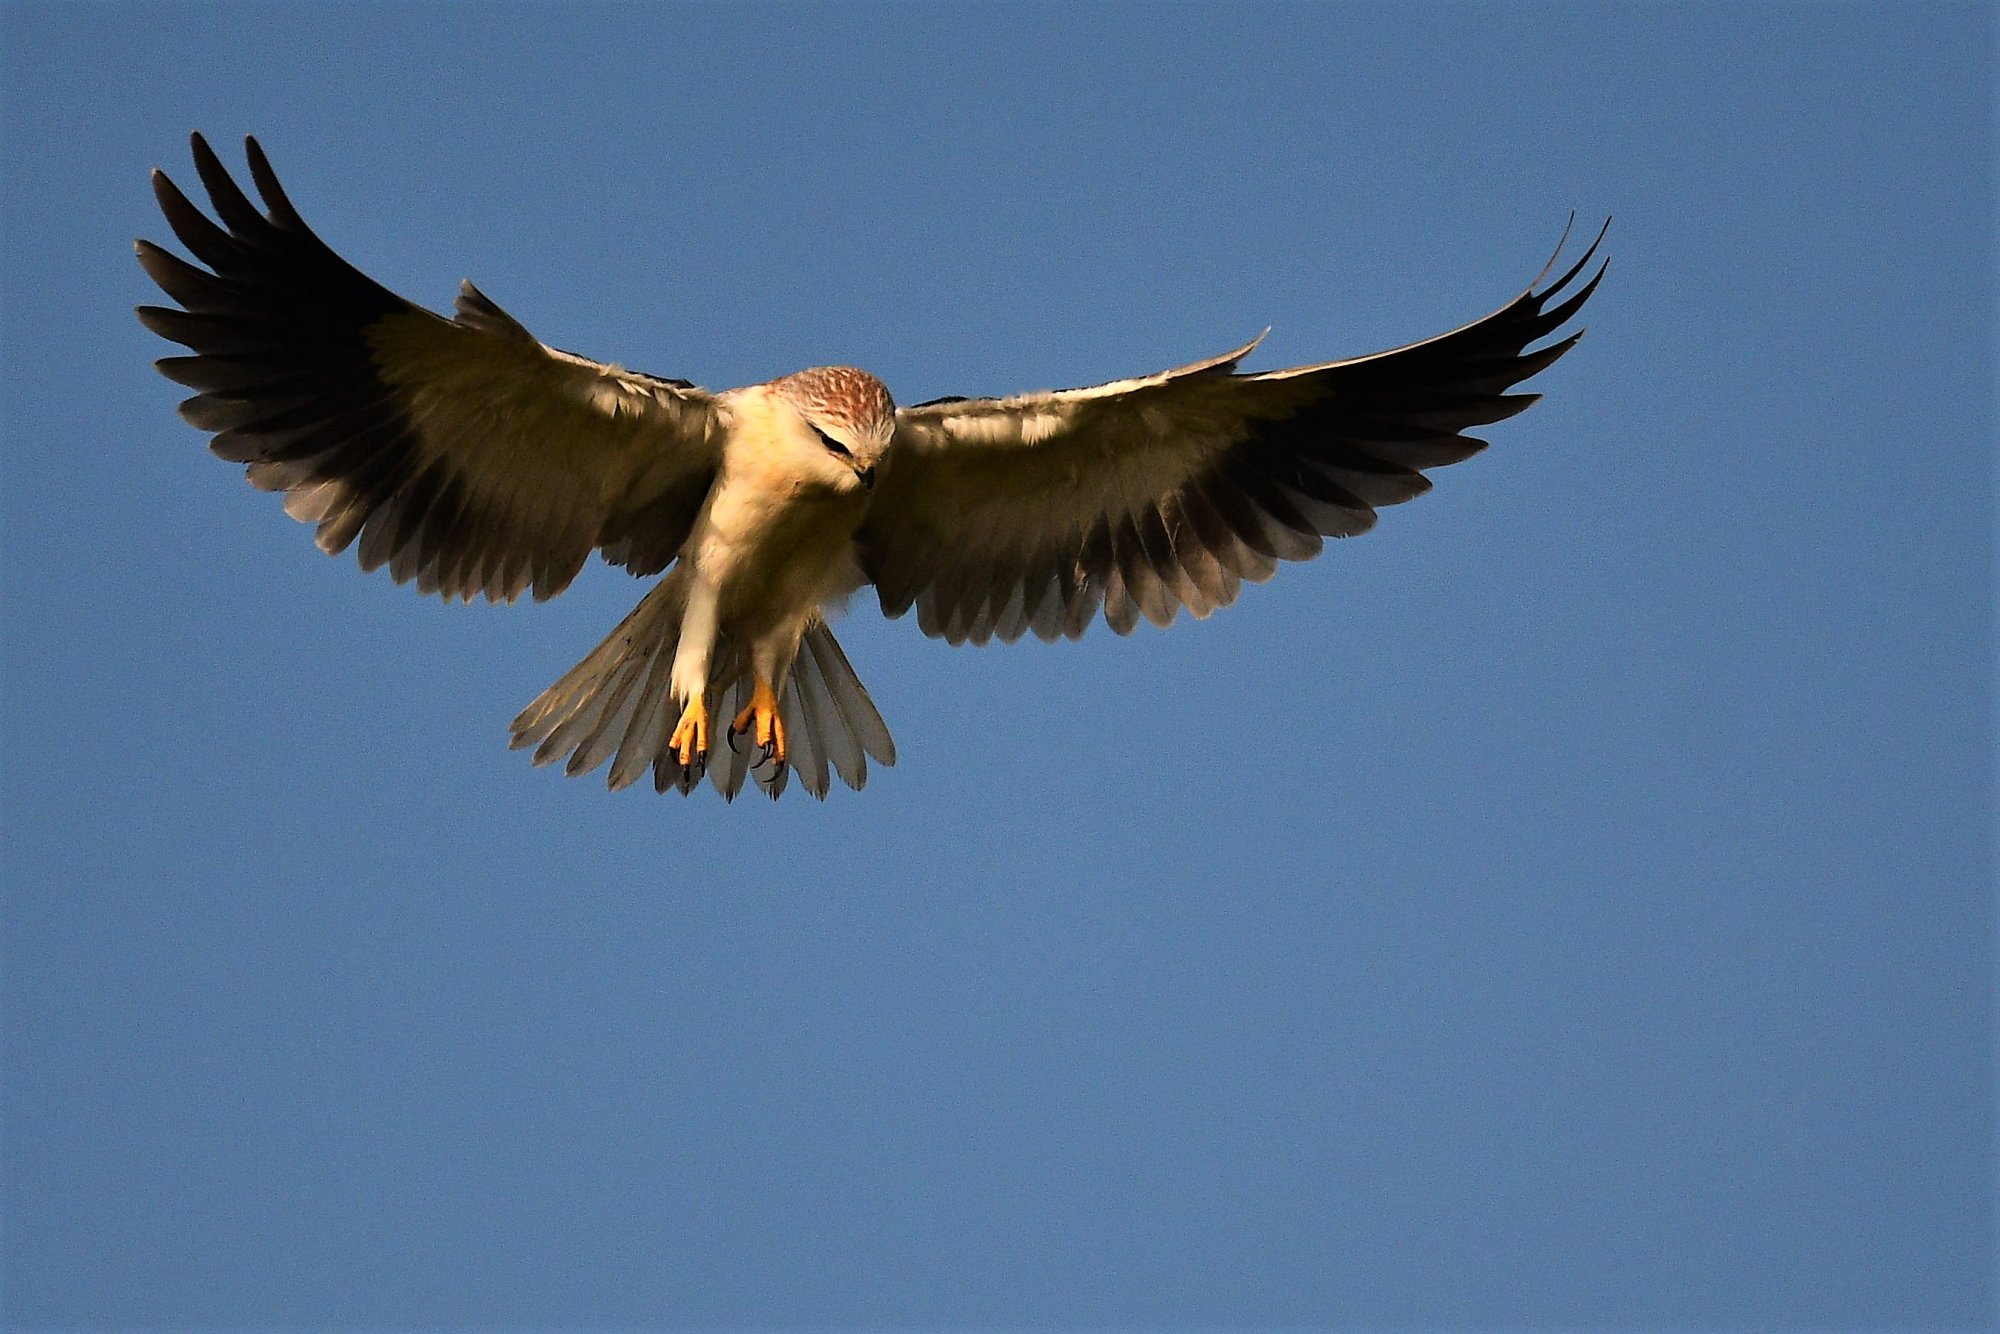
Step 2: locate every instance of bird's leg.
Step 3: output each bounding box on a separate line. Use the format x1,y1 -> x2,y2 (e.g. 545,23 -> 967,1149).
666,578 -> 720,772
669,693 -> 709,768
729,679 -> 786,762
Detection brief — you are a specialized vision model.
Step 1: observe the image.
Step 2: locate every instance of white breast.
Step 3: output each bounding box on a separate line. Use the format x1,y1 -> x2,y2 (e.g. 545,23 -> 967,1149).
693,389 -> 869,642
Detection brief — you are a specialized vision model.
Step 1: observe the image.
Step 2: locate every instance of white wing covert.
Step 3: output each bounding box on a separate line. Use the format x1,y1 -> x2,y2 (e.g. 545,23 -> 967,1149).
858,221 -> 1607,644
137,133 -> 723,603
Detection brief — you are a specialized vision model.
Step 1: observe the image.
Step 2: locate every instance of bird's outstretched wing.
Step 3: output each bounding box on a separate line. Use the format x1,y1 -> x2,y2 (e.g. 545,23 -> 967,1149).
136,133 -> 722,603
858,221 -> 1607,644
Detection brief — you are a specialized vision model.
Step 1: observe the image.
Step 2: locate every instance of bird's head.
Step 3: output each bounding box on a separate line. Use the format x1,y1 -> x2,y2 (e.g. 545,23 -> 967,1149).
770,366 -> 896,493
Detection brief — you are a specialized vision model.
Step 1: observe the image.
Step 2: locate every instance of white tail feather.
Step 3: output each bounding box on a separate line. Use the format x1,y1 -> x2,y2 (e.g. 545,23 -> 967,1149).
509,580 -> 895,800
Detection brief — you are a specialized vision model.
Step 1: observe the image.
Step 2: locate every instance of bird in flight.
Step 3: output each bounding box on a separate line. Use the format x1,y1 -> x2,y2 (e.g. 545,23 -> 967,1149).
137,133 -> 1606,801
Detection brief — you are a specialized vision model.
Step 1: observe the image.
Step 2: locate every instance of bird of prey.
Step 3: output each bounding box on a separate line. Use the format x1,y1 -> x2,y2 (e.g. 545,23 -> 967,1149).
136,133 -> 1606,801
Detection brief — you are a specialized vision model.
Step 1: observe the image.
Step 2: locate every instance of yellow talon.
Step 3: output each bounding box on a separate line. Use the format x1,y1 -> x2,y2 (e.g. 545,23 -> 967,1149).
730,679 -> 786,762
668,695 -> 709,767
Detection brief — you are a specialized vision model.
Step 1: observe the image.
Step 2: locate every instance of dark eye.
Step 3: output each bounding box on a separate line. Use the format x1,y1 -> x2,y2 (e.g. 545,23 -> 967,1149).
812,425 -> 852,458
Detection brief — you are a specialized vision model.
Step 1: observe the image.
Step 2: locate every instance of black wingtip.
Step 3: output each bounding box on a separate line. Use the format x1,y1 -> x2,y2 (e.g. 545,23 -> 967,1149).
1547,217 -> 1612,295
1528,214 -> 1611,298
1524,213 -> 1577,290
1540,257 -> 1608,329
241,134 -> 307,230
188,130 -> 220,173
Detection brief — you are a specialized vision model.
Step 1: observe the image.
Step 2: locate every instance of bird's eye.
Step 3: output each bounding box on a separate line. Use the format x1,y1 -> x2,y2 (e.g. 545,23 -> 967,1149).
811,425 -> 852,458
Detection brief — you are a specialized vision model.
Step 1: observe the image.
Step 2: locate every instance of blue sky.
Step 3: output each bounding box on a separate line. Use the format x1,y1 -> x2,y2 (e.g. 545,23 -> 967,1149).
2,1 -> 1991,1327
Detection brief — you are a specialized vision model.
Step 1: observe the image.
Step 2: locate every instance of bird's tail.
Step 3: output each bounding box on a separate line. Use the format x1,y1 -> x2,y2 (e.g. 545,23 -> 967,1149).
508,575 -> 896,800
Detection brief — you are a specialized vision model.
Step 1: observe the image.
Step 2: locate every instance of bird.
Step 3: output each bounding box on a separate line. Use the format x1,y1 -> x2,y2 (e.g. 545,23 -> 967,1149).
136,132 -> 1606,801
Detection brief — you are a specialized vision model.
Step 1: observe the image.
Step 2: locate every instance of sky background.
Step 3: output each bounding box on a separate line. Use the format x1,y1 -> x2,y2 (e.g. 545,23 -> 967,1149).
2,1 -> 1992,1328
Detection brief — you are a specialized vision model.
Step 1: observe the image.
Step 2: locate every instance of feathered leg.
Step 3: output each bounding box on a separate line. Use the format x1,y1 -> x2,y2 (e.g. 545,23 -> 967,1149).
666,576 -> 721,774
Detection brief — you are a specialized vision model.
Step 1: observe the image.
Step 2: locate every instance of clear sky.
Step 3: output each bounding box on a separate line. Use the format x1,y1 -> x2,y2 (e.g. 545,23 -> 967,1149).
2,1 -> 1991,1327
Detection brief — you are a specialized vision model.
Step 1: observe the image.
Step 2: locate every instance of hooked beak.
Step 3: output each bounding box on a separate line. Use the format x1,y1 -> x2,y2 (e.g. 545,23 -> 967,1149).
855,463 -> 876,491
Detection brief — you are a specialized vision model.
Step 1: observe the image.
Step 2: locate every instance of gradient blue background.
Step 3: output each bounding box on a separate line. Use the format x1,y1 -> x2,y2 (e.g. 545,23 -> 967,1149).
3,2 -> 1991,1327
